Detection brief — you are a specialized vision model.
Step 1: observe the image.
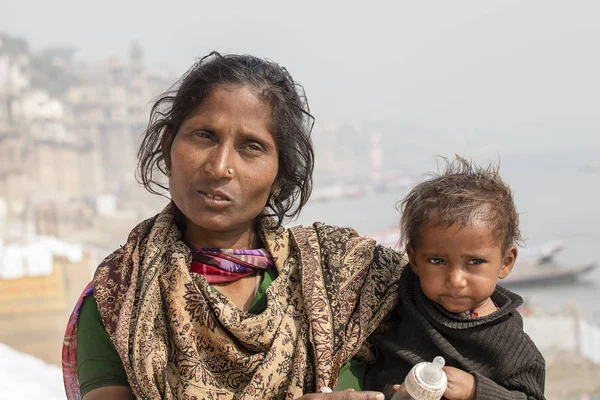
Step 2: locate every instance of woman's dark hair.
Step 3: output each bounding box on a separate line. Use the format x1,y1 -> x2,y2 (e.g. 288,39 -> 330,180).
137,52 -> 315,227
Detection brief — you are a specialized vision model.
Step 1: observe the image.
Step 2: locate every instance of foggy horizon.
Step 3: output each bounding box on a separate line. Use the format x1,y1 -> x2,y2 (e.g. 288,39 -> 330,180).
1,2 -> 600,398
1,0 -> 599,156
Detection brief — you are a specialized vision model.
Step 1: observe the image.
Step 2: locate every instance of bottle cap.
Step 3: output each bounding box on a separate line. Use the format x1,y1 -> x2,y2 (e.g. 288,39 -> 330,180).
405,357 -> 447,400
419,356 -> 445,385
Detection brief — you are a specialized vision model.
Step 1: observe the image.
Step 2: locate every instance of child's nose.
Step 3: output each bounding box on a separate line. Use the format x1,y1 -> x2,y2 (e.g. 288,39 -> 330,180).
446,269 -> 467,289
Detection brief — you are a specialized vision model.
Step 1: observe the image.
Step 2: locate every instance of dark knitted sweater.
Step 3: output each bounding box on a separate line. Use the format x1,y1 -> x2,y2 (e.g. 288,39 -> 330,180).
365,267 -> 546,400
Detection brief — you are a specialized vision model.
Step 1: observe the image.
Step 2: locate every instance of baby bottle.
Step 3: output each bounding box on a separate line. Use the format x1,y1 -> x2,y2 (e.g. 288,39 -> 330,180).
391,356 -> 447,400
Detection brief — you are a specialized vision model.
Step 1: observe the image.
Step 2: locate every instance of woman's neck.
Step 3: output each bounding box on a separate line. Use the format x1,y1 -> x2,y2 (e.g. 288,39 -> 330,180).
184,225 -> 258,250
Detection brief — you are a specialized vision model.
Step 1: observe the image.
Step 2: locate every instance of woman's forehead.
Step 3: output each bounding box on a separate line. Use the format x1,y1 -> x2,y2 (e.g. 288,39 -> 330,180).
179,85 -> 273,130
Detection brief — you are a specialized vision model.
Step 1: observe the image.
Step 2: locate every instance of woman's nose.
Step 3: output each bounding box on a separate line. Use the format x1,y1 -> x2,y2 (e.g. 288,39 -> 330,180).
205,145 -> 233,180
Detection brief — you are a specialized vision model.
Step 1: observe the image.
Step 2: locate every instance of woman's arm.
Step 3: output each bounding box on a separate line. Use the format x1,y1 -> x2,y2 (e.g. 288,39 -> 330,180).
291,223 -> 405,390
82,386 -> 135,400
77,295 -> 131,397
297,390 -> 384,400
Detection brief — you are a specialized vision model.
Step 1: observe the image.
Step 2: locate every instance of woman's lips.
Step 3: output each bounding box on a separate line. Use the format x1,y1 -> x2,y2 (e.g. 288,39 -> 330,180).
197,190 -> 232,207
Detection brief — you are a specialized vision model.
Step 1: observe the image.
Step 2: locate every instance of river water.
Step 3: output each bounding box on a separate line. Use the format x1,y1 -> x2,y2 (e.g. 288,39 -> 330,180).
295,149 -> 600,322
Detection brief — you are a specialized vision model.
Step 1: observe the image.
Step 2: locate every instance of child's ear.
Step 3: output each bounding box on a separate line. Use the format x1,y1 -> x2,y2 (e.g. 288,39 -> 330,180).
406,244 -> 419,275
499,245 -> 518,279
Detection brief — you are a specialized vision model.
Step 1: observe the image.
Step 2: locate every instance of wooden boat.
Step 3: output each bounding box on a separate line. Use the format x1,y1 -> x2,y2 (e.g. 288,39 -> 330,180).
501,260 -> 596,287
501,240 -> 596,287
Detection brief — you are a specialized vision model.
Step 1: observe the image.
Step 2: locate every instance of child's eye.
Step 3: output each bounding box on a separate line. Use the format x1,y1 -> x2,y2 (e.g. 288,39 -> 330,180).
427,258 -> 445,265
468,259 -> 486,265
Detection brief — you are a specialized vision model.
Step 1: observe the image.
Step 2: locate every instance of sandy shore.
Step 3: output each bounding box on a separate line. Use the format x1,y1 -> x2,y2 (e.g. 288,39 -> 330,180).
545,352 -> 600,399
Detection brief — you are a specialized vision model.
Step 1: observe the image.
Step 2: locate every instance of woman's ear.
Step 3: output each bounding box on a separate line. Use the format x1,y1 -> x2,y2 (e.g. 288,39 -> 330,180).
161,127 -> 173,169
499,245 -> 518,279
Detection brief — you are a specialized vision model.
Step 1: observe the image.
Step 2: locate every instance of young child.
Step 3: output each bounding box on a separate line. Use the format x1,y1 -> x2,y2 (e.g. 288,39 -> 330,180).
365,156 -> 546,400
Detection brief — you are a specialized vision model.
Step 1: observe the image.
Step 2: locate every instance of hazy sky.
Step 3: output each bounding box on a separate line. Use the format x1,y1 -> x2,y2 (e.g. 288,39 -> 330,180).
1,0 -> 599,152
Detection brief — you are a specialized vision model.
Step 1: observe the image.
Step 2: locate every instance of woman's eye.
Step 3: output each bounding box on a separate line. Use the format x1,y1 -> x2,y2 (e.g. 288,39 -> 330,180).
244,143 -> 264,152
194,131 -> 214,140
427,258 -> 445,265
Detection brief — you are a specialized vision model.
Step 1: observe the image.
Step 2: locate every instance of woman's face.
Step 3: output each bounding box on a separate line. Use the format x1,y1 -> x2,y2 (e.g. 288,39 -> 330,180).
166,84 -> 279,247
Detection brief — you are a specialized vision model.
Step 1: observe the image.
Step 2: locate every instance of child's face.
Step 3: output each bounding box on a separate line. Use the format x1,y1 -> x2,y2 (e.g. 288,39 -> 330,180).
407,222 -> 517,314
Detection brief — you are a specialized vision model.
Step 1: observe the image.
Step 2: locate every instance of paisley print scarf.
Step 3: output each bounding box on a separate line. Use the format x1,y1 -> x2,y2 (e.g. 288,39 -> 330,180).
62,202 -> 404,399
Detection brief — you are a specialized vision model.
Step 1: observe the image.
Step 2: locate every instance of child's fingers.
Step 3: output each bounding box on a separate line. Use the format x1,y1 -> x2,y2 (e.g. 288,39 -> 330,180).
392,384 -> 408,395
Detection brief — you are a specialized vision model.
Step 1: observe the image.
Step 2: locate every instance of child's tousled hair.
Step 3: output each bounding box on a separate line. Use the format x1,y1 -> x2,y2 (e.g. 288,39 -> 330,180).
399,155 -> 523,252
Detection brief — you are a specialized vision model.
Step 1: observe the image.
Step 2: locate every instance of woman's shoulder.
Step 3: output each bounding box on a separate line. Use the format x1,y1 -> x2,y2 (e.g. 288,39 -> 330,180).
91,214 -> 160,334
93,213 -> 159,276
289,222 -> 405,262
290,222 -> 360,240
289,222 -> 361,256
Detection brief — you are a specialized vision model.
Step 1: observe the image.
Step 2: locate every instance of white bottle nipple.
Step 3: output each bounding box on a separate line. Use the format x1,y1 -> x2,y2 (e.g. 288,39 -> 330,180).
419,356 -> 445,386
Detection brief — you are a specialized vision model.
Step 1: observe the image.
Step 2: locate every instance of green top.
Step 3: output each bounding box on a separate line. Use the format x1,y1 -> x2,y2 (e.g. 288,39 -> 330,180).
77,268 -> 366,397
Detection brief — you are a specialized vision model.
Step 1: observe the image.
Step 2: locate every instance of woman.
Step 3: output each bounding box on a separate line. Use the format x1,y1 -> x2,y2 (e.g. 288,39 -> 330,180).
62,52 -> 403,400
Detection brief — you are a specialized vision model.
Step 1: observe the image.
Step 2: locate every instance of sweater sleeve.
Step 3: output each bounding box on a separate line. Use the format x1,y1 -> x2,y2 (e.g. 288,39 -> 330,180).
472,358 -> 546,400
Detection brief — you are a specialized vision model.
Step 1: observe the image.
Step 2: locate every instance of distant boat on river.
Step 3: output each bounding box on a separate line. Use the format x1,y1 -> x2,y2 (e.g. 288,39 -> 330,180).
366,231 -> 596,287
501,241 -> 596,287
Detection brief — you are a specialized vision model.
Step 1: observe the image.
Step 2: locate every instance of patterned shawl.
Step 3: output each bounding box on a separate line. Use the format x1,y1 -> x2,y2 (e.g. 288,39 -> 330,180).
62,203 -> 404,399
190,248 -> 274,283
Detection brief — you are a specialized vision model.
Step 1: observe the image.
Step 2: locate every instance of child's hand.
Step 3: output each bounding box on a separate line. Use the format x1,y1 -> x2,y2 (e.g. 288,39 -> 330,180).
442,366 -> 475,400
391,384 -> 407,396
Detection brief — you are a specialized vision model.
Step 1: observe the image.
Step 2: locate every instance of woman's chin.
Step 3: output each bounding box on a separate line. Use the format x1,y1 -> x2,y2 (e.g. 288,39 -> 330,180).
185,213 -> 253,236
